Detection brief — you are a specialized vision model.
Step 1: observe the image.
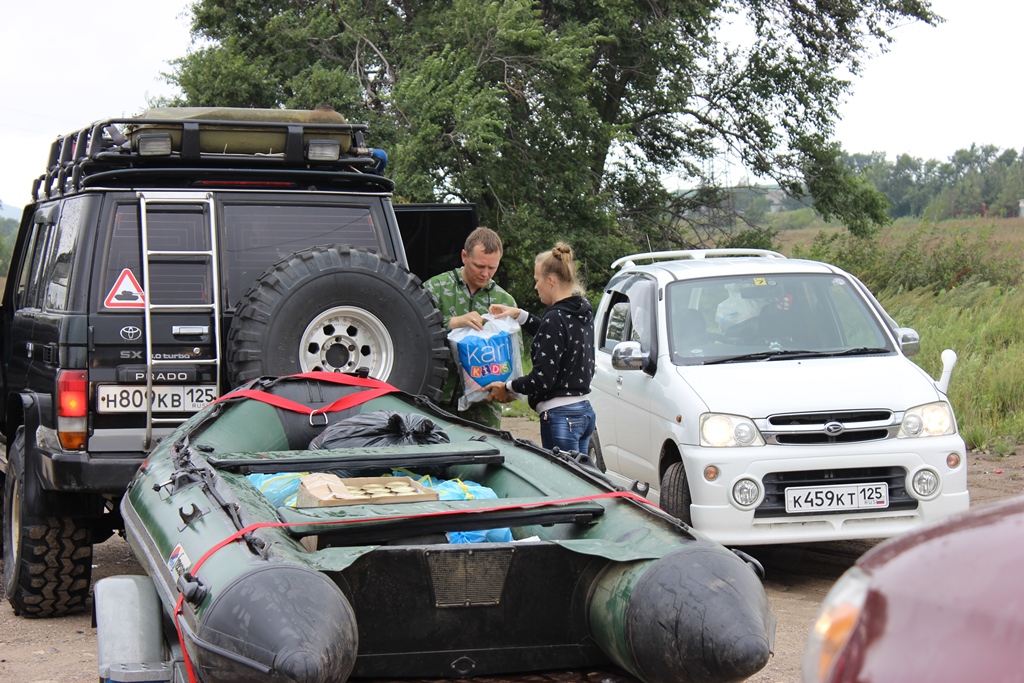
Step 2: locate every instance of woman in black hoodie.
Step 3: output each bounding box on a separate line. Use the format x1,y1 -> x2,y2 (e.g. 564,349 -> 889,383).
486,242 -> 596,453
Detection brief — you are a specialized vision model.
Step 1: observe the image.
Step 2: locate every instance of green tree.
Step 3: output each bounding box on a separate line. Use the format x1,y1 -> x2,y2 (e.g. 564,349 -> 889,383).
994,160 -> 1024,218
165,0 -> 935,304
0,216 -> 18,279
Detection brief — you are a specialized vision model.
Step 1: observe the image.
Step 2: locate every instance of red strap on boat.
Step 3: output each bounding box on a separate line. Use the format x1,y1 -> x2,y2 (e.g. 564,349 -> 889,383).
171,490 -> 653,682
211,372 -> 397,418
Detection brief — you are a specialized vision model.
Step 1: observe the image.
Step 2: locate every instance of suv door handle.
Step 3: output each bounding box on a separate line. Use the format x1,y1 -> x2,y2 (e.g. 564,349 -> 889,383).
173,326 -> 209,336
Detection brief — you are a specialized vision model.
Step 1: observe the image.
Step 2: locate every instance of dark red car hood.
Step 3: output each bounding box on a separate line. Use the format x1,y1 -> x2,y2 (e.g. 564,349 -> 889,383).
853,495 -> 1024,681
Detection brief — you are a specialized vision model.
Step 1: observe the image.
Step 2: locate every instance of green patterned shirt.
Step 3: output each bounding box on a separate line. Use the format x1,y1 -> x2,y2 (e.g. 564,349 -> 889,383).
423,268 -> 516,428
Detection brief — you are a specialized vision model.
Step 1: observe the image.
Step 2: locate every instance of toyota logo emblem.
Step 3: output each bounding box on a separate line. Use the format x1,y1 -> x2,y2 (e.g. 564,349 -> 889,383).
824,421 -> 844,435
120,326 -> 142,341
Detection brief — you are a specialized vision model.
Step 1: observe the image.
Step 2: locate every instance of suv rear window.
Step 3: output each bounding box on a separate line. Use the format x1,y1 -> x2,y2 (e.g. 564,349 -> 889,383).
103,204 -> 211,308
220,203 -> 381,302
101,200 -> 383,310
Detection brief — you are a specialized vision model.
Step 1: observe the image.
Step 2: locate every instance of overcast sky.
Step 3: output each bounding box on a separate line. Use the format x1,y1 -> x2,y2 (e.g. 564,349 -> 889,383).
1,0 -> 1020,212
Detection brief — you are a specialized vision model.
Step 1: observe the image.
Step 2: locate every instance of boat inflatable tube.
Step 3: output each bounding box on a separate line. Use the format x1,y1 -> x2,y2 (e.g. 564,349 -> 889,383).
589,545 -> 774,683
194,565 -> 357,683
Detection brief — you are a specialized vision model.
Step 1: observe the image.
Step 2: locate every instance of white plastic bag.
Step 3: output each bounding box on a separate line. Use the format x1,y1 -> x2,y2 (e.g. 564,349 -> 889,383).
715,284 -> 762,333
447,314 -> 525,410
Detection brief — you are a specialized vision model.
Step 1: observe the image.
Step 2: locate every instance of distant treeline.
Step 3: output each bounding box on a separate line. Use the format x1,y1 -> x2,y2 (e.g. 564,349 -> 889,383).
845,144 -> 1024,221
718,144 -> 1024,229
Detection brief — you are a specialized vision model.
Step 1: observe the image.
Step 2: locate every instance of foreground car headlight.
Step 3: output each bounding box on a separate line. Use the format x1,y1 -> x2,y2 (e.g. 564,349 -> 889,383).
803,566 -> 870,683
898,401 -> 955,438
700,413 -> 765,447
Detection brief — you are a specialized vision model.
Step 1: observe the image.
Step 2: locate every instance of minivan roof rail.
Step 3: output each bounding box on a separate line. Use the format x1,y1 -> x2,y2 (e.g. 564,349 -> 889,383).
611,248 -> 786,269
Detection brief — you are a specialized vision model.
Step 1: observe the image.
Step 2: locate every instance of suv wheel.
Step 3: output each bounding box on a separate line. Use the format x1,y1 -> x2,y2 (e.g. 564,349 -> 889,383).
228,246 -> 447,400
3,428 -> 93,617
661,460 -> 693,525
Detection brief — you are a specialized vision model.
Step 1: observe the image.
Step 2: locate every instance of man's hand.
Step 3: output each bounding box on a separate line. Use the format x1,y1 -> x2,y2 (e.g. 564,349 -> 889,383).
486,381 -> 514,403
450,311 -> 486,330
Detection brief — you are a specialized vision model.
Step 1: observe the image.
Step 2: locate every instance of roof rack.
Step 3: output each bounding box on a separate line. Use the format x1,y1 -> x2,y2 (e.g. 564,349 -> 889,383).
32,106 -> 392,201
611,248 -> 786,270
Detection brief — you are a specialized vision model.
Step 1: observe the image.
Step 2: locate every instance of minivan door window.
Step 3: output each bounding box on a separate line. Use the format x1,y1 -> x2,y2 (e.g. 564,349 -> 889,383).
592,274 -> 657,486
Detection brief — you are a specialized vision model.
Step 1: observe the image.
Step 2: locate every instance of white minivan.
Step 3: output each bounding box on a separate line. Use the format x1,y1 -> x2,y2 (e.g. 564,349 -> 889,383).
590,249 -> 969,545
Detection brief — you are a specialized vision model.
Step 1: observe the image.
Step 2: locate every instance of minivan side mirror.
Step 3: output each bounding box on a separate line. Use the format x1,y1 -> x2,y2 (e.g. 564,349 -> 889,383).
897,327 -> 920,357
611,341 -> 649,371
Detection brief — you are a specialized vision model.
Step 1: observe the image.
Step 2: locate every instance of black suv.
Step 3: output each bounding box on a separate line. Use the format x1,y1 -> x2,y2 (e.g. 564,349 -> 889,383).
0,107 -> 473,616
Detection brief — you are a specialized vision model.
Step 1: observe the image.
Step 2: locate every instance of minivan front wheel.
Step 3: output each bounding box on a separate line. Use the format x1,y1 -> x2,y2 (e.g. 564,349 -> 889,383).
228,246 -> 447,401
661,461 -> 693,526
587,431 -> 606,472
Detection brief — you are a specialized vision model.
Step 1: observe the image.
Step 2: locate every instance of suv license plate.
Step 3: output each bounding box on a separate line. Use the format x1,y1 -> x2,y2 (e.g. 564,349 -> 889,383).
785,482 -> 889,513
97,385 -> 218,413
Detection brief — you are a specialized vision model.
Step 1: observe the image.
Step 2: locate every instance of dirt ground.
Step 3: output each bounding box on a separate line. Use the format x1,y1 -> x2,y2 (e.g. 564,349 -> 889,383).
2,418 -> 1022,683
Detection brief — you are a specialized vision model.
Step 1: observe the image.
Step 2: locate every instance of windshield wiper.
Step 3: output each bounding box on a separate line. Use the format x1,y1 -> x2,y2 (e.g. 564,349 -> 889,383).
825,347 -> 891,357
703,350 -> 820,365
703,347 -> 893,365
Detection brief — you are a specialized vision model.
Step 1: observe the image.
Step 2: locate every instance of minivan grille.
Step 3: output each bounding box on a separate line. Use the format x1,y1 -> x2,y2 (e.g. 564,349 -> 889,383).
755,466 -> 917,518
763,410 -> 898,445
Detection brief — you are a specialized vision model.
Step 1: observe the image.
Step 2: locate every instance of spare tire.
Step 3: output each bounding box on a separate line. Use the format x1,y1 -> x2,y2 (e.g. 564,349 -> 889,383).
227,246 -> 447,400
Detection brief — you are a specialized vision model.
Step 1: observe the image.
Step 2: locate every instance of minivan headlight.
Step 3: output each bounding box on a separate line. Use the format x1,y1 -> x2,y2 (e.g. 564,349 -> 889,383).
700,413 -> 765,447
898,401 -> 955,438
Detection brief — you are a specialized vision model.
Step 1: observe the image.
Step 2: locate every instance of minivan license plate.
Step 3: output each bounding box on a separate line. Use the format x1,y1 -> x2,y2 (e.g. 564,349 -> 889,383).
97,385 -> 217,413
785,482 -> 889,513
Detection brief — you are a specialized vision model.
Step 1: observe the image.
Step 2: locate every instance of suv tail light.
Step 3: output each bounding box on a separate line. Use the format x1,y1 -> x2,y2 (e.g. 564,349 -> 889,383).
57,370 -> 88,450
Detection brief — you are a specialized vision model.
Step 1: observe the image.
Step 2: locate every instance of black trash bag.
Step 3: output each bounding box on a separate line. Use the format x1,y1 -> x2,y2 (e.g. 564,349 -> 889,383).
310,411 -> 451,479
310,410 -> 450,449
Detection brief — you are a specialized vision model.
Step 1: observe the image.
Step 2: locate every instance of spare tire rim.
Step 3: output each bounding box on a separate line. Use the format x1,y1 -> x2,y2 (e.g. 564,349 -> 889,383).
300,306 -> 395,379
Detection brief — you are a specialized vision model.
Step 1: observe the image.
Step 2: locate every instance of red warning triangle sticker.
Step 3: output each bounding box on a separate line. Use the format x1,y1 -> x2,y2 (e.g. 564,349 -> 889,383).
104,269 -> 146,308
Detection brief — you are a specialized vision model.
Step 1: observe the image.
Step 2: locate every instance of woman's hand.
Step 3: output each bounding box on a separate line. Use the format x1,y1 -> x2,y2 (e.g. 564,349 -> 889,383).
489,304 -> 521,319
486,381 -> 514,403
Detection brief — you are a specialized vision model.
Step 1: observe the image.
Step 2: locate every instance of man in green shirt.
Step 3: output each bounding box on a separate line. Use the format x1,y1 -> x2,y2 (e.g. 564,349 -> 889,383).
424,227 -> 516,428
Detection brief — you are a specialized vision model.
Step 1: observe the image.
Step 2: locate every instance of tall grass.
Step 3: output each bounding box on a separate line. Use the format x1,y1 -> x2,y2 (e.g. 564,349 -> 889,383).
882,283 -> 1024,452
785,221 -> 1024,451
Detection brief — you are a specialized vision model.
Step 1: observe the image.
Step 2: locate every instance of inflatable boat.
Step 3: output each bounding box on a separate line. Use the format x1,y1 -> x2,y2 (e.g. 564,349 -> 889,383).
99,372 -> 775,683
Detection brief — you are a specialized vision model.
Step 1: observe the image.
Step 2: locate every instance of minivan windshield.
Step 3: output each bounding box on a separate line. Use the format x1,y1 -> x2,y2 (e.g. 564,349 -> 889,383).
665,272 -> 894,365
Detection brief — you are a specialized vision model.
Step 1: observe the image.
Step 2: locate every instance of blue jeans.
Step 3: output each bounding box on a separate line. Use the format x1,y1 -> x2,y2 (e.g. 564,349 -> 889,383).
540,401 -> 596,454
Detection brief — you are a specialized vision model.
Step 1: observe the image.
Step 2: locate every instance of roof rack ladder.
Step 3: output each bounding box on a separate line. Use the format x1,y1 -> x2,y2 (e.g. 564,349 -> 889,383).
138,191 -> 223,449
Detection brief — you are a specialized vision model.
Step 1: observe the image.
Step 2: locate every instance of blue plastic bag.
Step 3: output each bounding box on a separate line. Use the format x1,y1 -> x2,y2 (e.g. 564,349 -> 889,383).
449,528 -> 514,543
394,471 -> 513,543
247,472 -> 308,507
